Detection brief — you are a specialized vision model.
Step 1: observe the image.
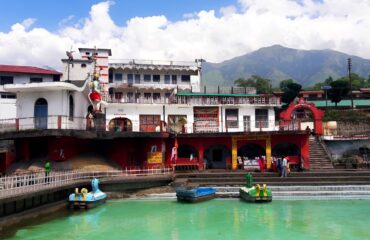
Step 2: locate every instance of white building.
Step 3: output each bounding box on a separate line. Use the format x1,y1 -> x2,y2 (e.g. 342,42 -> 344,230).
1,48 -> 281,133
0,65 -> 62,120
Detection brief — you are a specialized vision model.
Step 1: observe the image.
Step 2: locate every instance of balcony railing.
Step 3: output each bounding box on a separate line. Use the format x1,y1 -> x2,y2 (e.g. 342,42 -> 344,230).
0,116 -> 303,134
105,95 -> 281,106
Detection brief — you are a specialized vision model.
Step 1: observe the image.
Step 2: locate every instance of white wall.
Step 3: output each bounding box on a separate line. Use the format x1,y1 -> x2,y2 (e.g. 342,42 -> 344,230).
61,62 -> 92,81
0,99 -> 16,119
16,90 -> 89,130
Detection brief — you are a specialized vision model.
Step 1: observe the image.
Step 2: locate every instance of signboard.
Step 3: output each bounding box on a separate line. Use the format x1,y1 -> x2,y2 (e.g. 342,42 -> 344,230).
148,152 -> 163,164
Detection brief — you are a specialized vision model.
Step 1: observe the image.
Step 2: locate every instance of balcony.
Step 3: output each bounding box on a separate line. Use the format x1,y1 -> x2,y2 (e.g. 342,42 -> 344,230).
0,116 -> 303,135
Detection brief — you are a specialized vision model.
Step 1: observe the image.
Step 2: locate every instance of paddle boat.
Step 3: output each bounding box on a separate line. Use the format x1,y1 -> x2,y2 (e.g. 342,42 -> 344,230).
68,178 -> 107,209
176,187 -> 216,203
239,173 -> 272,203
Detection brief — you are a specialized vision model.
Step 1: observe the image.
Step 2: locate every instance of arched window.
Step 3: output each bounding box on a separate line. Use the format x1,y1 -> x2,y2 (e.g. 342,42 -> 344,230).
81,63 -> 87,68
69,95 -> 74,121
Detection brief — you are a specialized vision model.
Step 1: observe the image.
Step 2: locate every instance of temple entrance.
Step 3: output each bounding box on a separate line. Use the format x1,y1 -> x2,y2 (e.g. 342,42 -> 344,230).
204,145 -> 231,169
178,144 -> 198,160
280,98 -> 324,135
238,143 -> 265,159
108,118 -> 133,132
272,142 -> 300,157
34,98 -> 48,129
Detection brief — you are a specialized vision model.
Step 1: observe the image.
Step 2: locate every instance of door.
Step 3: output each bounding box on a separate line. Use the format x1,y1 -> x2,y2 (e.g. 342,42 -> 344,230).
243,116 -> 250,132
34,98 -> 48,129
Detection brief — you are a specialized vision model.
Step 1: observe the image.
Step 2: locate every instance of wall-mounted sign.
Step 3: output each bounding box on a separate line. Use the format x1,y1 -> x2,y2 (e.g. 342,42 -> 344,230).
148,152 -> 162,164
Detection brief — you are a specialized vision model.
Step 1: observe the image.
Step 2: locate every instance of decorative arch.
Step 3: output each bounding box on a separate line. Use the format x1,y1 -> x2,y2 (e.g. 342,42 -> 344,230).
280,98 -> 324,135
108,118 -> 132,132
34,98 -> 48,129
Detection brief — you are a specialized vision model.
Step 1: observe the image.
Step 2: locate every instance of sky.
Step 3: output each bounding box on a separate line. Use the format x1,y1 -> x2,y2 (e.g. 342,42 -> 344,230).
1,0 -> 370,70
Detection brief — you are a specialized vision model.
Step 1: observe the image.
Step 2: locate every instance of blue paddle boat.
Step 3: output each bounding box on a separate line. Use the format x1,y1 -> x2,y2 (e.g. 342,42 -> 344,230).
176,187 -> 216,203
68,178 -> 107,209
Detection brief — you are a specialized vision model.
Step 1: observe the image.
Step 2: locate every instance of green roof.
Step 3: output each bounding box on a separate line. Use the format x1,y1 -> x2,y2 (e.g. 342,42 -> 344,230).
176,92 -> 259,97
308,99 -> 370,107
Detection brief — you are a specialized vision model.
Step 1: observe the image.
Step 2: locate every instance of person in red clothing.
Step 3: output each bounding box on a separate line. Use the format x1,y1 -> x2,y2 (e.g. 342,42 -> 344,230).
257,156 -> 264,173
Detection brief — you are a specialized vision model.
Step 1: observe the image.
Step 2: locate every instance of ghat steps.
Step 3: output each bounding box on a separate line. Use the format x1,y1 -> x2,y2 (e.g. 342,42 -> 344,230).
174,170 -> 370,187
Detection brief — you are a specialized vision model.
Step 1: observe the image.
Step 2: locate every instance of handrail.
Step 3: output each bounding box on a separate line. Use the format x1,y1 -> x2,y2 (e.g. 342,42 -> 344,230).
0,168 -> 173,199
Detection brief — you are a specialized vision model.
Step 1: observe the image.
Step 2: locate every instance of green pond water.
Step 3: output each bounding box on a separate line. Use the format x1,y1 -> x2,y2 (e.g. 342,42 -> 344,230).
3,199 -> 370,240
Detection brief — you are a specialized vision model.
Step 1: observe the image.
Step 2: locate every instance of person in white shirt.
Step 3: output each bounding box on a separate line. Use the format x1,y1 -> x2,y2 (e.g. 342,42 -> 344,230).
282,157 -> 288,178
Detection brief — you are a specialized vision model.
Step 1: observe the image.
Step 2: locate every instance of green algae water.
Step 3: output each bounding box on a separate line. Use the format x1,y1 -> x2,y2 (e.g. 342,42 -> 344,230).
3,199 -> 370,240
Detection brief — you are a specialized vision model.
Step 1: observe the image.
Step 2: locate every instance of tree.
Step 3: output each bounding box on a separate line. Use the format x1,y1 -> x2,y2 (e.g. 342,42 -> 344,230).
310,76 -> 333,90
279,79 -> 294,91
281,82 -> 302,105
328,80 -> 350,107
234,75 -> 271,94
336,73 -> 367,90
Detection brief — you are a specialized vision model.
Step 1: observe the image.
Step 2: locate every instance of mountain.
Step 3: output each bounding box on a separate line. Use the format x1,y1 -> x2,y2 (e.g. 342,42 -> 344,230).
202,45 -> 370,87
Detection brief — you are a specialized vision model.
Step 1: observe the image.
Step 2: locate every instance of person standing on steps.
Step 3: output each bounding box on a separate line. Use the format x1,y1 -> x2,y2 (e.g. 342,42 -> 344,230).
44,160 -> 51,184
281,156 -> 288,178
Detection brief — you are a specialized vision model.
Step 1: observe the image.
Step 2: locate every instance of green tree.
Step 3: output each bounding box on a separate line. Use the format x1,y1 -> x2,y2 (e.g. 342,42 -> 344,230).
279,79 -> 294,91
281,82 -> 302,105
234,75 -> 271,94
310,76 -> 334,90
328,80 -> 350,107
336,73 -> 367,90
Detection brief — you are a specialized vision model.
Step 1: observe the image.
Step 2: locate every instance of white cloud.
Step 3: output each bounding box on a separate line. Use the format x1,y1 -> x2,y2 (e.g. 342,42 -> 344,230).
1,0 -> 370,70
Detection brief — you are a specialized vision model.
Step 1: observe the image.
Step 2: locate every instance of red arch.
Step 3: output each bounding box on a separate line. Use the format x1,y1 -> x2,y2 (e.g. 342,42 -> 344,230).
280,98 -> 325,135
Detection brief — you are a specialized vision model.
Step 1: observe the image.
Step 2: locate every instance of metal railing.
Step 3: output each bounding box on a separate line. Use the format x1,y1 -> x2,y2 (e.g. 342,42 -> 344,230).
0,168 -> 173,199
0,116 -> 305,133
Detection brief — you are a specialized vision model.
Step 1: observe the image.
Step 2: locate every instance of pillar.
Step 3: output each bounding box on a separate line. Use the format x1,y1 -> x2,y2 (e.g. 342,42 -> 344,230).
265,135 -> 272,169
198,142 -> 204,171
232,137 -> 237,170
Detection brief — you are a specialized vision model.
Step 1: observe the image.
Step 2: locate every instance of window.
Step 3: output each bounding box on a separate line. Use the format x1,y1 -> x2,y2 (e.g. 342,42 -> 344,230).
127,74 -> 133,84
69,95 -> 74,121
140,115 -> 160,132
53,75 -> 60,82
225,109 -> 238,129
144,93 -> 152,99
127,92 -> 134,102
81,63 -> 87,68
164,75 -> 170,84
109,69 -> 113,83
255,109 -> 268,128
85,52 -> 90,55
172,75 -> 177,84
114,92 -> 123,100
30,77 -> 42,83
153,93 -> 161,100
114,73 -> 123,81
0,76 -> 14,85
153,75 -> 160,82
135,74 -> 141,83
181,75 -> 190,82
1,93 -> 16,99
144,74 -> 151,82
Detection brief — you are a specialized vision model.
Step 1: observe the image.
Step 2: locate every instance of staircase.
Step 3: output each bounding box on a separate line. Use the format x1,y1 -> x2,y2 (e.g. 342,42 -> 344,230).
309,136 -> 333,170
174,171 -> 370,187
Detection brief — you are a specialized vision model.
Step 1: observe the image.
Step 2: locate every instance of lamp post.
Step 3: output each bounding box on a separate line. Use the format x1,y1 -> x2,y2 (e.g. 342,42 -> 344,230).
348,58 -> 354,109
321,85 -> 332,109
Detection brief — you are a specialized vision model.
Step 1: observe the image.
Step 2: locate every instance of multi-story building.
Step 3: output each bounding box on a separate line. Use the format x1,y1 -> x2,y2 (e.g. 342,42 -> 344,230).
0,48 -> 311,173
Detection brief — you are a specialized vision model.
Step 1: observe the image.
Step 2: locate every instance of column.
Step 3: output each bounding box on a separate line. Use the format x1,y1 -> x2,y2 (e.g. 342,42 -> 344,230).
232,137 -> 237,170
265,135 -> 272,169
198,142 -> 204,171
